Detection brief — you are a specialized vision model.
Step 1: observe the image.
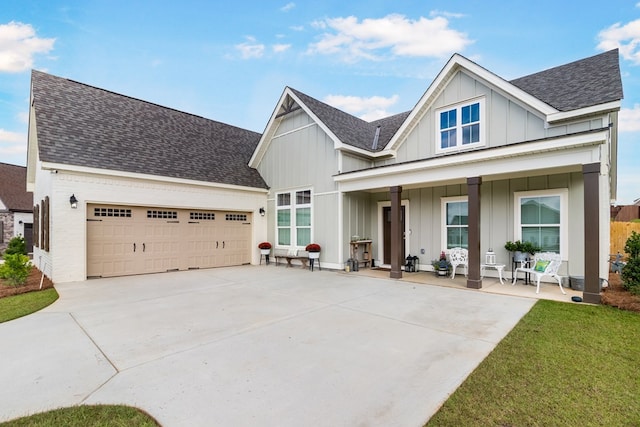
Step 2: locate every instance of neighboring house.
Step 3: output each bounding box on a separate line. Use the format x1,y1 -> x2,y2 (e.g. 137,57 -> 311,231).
0,163 -> 34,254
27,49 -> 622,304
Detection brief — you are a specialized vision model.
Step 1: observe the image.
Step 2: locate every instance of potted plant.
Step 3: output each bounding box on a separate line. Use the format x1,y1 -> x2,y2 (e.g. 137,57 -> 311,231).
431,251 -> 451,277
505,240 -> 540,262
306,243 -> 321,259
258,242 -> 272,254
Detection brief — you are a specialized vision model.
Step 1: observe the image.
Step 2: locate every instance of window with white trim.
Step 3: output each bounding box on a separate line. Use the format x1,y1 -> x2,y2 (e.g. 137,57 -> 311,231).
435,98 -> 485,152
441,196 -> 468,249
277,189 -> 312,247
515,189 -> 568,257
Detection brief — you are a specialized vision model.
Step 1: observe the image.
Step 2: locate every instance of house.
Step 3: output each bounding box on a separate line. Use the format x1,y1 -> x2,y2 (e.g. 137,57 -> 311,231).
27,49 -> 623,304
0,163 -> 33,254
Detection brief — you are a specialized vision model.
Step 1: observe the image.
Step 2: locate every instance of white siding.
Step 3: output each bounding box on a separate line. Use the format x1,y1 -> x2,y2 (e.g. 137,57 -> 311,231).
258,109 -> 342,268
346,172 -> 591,278
377,69 -> 607,168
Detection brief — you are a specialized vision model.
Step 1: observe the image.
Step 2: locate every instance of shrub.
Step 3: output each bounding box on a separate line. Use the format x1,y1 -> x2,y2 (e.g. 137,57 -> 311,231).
3,235 -> 26,256
622,231 -> 640,295
624,231 -> 640,259
621,258 -> 640,295
0,253 -> 32,286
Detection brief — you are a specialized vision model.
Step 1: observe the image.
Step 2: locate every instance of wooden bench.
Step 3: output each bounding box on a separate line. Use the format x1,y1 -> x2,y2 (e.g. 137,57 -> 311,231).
273,249 -> 309,269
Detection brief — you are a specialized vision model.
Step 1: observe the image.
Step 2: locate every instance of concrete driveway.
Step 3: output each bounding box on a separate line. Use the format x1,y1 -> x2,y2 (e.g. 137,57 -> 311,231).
0,266 -> 535,426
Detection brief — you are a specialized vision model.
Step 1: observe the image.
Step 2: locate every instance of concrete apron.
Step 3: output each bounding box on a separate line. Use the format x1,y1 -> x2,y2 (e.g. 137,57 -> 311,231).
0,265 -> 535,426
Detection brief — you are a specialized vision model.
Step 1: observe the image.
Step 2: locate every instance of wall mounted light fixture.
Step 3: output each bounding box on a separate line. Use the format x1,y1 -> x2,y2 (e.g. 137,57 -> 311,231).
69,194 -> 78,209
259,207 -> 265,217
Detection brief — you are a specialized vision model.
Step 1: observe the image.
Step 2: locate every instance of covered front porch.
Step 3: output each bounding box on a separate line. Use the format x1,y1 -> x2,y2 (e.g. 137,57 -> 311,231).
336,131 -> 610,304
352,268 -> 584,303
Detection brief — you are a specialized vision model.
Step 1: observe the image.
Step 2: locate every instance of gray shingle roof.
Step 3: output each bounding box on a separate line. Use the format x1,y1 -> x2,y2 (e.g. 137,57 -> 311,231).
31,71 -> 268,189
288,87 -> 410,152
510,49 -> 623,111
0,162 -> 32,212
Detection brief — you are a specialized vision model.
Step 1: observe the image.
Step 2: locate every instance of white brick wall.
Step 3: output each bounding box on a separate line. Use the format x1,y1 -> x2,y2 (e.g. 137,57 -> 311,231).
35,168 -> 267,283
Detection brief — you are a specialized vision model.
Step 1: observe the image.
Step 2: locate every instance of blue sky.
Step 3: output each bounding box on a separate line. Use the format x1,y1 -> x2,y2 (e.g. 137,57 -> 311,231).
1,1 -> 638,203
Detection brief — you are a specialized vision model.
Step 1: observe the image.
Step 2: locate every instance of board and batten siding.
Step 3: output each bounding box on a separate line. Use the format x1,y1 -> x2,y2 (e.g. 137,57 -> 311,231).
340,152 -> 374,174
346,172 -> 595,278
258,110 -> 339,194
374,70 -> 607,168
258,108 -> 343,267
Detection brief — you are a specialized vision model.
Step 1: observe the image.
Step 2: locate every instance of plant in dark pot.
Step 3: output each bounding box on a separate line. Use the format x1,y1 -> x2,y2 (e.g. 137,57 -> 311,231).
431,251 -> 451,277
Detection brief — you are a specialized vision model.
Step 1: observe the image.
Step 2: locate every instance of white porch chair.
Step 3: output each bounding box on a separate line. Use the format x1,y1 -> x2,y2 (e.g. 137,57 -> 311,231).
512,251 -> 565,294
449,247 -> 468,279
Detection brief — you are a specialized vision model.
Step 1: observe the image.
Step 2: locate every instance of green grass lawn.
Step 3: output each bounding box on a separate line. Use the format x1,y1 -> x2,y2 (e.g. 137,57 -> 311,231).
0,405 -> 159,426
0,288 -> 59,323
426,299 -> 640,426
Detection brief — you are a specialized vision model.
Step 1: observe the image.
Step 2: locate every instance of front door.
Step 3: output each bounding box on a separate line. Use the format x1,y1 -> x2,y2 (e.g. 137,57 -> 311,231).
383,205 -> 405,265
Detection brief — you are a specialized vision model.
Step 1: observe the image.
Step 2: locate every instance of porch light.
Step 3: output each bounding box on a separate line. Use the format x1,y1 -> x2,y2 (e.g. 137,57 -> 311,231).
259,207 -> 265,217
69,194 -> 78,209
485,249 -> 496,265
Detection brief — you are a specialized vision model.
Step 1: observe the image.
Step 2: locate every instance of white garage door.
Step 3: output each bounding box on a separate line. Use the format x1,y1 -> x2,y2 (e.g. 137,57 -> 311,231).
87,205 -> 251,278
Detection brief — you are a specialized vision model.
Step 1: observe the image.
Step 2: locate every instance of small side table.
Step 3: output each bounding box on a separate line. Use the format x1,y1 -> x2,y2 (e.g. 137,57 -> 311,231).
480,264 -> 505,284
512,258 -> 531,284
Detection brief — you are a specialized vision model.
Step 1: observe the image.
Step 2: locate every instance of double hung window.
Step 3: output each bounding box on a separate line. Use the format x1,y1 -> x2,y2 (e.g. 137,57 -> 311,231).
515,189 -> 567,257
441,197 -> 468,249
436,98 -> 484,152
277,189 -> 312,247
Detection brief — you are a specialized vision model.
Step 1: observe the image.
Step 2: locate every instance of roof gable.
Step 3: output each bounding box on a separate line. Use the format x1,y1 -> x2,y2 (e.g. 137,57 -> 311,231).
0,163 -> 32,212
250,87 -> 410,166
385,50 -> 623,151
30,71 -> 268,189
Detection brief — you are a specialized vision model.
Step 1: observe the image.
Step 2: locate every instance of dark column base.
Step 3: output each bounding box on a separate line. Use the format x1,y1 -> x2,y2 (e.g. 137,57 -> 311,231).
466,279 -> 482,289
583,292 -> 601,304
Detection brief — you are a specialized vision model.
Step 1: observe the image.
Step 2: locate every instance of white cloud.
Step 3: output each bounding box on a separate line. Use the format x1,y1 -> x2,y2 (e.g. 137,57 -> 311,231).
0,21 -> 55,73
272,43 -> 291,53
290,25 -> 304,32
281,2 -> 295,12
235,36 -> 265,59
0,129 -> 26,160
619,104 -> 640,132
323,94 -> 399,121
308,14 -> 472,62
597,19 -> 640,64
429,10 -> 466,19
0,129 -> 24,142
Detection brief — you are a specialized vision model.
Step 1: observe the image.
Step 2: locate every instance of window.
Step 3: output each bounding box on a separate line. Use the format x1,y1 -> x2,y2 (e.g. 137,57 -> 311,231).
225,213 -> 247,221
276,189 -> 312,247
94,208 -> 132,217
441,197 -> 468,249
515,189 -> 568,257
436,98 -> 484,152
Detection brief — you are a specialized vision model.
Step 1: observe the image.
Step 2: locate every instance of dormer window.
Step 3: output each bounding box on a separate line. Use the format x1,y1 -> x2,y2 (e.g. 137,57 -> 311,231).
436,97 -> 485,152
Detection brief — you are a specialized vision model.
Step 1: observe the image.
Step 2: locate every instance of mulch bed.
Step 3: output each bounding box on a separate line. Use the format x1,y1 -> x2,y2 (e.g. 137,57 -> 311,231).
0,267 -> 54,298
601,272 -> 640,313
1,267 -> 639,313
